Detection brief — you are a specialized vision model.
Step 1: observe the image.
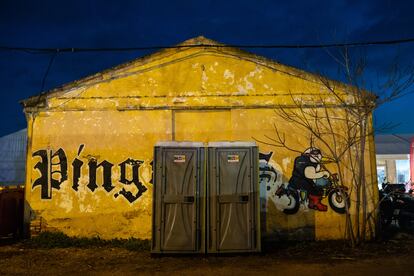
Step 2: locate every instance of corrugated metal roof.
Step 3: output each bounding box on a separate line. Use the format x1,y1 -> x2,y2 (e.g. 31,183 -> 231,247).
374,134 -> 414,155
0,129 -> 27,186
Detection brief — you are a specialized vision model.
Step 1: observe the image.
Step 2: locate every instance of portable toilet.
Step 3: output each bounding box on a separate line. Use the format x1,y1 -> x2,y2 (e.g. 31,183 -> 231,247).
152,141 -> 260,254
207,142 -> 260,253
152,142 -> 205,253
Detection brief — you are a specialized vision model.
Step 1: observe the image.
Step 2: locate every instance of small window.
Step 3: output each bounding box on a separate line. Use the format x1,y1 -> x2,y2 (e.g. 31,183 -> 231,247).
396,159 -> 410,184
377,165 -> 386,189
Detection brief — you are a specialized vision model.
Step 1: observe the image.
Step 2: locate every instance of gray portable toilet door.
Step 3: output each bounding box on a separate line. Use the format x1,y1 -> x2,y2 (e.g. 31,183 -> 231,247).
210,148 -> 255,252
159,148 -> 200,252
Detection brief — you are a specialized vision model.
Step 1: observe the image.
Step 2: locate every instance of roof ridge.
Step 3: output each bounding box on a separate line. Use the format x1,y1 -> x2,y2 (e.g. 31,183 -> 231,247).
177,36 -> 224,46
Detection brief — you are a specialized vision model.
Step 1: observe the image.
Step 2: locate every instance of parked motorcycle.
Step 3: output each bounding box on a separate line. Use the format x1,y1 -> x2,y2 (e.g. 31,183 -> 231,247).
379,182 -> 414,231
275,173 -> 350,214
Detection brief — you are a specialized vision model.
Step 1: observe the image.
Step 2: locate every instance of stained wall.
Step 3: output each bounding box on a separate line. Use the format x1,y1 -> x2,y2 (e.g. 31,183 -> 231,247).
23,38 -> 377,240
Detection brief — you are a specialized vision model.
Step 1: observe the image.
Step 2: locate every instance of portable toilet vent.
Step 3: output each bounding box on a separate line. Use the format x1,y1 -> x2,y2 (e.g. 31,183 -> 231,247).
152,141 -> 260,254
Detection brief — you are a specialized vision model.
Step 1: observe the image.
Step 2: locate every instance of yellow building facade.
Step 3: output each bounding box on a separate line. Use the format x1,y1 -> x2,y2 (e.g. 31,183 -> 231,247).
22,37 -> 377,240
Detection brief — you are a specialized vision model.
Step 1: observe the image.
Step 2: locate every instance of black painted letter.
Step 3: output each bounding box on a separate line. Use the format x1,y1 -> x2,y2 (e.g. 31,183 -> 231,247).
116,158 -> 147,203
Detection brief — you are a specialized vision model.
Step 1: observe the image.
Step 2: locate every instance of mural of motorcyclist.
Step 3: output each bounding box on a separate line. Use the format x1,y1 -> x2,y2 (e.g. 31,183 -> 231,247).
288,147 -> 330,211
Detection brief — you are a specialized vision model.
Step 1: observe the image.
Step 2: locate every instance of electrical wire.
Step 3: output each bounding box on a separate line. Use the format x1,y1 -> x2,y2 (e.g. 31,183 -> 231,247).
1,37 -> 414,53
40,51 -> 57,92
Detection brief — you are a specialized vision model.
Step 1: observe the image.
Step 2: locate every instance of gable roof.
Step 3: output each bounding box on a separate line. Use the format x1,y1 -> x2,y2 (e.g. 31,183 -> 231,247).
20,36 -> 366,109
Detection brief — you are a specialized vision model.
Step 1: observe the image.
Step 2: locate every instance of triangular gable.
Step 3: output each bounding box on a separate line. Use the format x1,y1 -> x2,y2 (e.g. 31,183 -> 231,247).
21,36 -> 356,111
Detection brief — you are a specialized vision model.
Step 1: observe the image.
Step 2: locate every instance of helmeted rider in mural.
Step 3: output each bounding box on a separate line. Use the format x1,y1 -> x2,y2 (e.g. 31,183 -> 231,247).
289,147 -> 330,211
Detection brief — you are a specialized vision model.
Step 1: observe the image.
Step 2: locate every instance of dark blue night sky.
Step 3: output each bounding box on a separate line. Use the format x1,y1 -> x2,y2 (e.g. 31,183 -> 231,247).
1,0 -> 413,137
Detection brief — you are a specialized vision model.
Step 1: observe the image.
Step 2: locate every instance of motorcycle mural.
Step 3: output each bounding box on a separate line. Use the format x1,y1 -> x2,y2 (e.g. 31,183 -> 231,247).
259,148 -> 350,214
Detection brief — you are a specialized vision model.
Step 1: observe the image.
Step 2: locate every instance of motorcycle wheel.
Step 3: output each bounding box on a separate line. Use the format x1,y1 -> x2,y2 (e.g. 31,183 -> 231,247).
283,192 -> 300,214
328,190 -> 349,214
398,214 -> 414,232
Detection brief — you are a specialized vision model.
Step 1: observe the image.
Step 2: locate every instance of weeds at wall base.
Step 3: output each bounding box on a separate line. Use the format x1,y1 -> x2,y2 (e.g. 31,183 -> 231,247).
23,231 -> 150,251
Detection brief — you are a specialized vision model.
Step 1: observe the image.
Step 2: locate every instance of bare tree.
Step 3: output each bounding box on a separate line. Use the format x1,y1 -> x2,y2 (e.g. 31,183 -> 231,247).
255,48 -> 414,247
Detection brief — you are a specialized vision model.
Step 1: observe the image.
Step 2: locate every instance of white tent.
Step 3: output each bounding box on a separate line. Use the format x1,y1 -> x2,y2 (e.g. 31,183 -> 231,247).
375,134 -> 414,185
375,134 -> 414,155
0,129 -> 27,186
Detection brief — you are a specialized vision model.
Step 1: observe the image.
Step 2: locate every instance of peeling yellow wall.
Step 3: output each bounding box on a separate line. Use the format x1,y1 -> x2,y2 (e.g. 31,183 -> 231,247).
24,40 -> 377,240
27,110 -> 170,239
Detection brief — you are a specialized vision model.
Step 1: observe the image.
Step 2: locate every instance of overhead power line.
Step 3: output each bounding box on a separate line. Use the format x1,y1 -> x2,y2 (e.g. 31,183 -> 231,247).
1,37 -> 414,53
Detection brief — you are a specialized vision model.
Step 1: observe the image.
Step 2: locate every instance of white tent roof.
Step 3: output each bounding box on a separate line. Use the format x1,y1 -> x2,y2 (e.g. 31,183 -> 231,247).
375,134 -> 414,155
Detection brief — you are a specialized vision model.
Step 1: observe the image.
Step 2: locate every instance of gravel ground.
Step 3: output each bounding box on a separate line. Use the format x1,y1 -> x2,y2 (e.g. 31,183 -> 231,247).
1,231 -> 414,275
